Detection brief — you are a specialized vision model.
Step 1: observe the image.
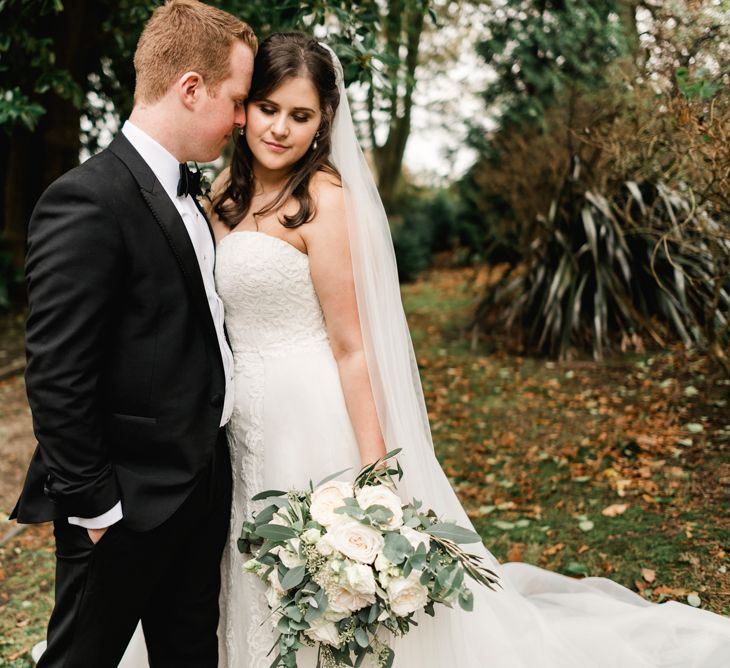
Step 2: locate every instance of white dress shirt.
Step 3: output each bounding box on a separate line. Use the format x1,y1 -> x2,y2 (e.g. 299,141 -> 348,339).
68,121 -> 235,530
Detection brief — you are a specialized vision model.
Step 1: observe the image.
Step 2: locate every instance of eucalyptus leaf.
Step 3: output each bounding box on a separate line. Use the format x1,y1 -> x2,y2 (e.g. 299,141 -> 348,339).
284,603 -> 303,622
315,467 -> 353,488
458,588 -> 474,612
252,489 -> 287,501
281,565 -> 306,591
426,523 -> 482,543
255,524 -> 298,541
383,533 -> 414,564
354,627 -> 369,648
305,604 -> 323,623
255,504 -> 277,526
256,540 -> 278,558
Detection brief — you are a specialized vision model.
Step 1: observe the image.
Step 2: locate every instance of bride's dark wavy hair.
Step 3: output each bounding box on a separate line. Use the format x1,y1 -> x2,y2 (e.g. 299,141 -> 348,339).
213,32 -> 340,229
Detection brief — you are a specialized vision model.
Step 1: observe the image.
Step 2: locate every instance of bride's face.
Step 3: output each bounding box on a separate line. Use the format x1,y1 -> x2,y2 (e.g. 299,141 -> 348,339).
245,75 -> 322,175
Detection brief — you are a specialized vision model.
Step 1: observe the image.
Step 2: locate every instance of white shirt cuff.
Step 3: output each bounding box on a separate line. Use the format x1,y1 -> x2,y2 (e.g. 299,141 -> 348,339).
67,501 -> 123,529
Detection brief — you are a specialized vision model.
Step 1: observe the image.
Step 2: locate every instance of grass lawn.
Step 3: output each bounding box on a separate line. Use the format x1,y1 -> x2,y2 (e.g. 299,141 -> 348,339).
405,267 -> 729,615
1,266 -> 728,666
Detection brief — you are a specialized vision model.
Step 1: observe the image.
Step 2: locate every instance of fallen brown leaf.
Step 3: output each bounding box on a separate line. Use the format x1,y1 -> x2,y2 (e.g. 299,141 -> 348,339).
602,503 -> 629,517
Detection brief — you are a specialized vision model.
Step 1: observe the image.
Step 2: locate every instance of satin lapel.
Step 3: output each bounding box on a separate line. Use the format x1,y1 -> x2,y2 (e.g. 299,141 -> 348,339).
108,134 -> 222,361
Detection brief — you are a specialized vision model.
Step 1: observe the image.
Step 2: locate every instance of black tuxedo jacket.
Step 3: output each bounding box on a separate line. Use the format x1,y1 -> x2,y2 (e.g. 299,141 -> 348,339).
11,133 -> 227,532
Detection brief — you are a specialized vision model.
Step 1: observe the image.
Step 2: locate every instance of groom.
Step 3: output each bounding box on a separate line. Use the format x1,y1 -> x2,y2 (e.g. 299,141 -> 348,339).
10,2 -> 255,666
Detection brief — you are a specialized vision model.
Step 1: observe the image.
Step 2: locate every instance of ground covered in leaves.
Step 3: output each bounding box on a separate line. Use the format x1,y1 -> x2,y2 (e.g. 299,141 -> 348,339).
1,267 -> 729,665
408,267 -> 730,615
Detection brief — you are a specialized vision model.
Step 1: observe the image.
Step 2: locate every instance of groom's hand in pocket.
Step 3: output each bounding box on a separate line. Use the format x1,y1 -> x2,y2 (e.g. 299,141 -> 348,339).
87,527 -> 109,544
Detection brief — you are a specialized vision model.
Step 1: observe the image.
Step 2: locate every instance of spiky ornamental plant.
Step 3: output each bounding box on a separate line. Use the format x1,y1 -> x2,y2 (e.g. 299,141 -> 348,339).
472,173 -> 730,362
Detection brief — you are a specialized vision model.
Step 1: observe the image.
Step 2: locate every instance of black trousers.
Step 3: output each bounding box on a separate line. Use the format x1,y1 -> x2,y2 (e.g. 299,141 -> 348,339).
38,431 -> 232,668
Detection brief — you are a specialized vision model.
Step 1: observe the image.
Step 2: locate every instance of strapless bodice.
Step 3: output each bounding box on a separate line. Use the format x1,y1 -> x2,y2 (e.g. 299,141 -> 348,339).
214,231 -> 329,357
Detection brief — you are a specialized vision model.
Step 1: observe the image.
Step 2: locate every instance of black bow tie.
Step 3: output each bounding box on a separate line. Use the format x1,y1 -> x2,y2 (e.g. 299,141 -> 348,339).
177,163 -> 202,198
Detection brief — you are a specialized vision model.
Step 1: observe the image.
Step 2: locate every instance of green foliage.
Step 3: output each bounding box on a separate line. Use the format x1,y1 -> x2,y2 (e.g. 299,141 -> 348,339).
0,0 -> 87,130
476,0 -> 626,127
0,88 -> 46,131
223,0 -> 391,88
456,168 -> 521,265
474,180 -> 730,359
393,221 -> 432,283
0,0 -> 389,142
675,67 -> 720,101
392,189 -> 482,283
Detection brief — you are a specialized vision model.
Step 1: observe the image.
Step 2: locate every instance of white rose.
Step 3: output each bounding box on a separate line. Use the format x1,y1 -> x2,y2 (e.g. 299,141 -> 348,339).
301,528 -> 322,544
356,485 -> 404,529
279,547 -> 306,569
328,520 -> 384,564
273,538 -> 304,568
305,618 -> 341,647
328,584 -> 375,613
399,526 -> 431,552
310,480 -> 354,527
343,563 -> 377,596
387,572 -> 429,617
317,534 -> 337,557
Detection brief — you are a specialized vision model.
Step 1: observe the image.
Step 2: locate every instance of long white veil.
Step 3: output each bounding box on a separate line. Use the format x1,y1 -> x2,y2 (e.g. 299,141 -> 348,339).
322,44 -> 730,667
326,47 -> 476,518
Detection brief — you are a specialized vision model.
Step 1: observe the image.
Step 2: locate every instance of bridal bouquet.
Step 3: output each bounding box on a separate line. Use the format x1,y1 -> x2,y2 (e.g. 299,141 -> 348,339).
238,450 -> 499,668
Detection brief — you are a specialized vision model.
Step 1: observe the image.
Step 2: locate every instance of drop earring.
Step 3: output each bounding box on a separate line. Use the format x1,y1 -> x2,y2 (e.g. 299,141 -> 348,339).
312,132 -> 320,151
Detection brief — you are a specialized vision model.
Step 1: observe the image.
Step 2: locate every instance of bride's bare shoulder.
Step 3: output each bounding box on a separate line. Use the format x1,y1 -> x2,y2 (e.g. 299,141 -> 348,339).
309,169 -> 344,217
301,169 -> 348,254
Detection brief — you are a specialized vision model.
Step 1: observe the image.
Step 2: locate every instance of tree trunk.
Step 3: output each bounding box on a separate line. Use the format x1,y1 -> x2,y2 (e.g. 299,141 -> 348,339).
374,0 -> 427,211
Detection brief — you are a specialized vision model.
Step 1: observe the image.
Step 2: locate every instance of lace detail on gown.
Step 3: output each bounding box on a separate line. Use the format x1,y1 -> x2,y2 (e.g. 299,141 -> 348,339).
216,232 -> 330,357
215,232 -> 332,668
219,348 -> 268,667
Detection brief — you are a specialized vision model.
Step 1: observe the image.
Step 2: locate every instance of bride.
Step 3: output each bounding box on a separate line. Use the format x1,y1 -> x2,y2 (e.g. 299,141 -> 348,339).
203,32 -> 730,667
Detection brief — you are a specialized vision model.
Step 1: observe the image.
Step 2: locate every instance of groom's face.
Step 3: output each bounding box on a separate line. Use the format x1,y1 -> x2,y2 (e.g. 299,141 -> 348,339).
192,41 -> 254,162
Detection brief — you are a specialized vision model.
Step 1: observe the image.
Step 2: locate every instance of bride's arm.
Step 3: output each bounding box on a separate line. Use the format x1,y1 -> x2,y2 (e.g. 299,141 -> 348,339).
304,177 -> 387,467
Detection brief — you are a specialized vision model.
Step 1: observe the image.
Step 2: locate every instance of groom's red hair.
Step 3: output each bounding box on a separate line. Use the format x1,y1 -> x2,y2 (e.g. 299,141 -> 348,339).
133,0 -> 257,105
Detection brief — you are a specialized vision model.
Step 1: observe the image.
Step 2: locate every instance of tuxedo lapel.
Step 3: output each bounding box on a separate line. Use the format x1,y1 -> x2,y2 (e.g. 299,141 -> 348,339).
108,134 -> 222,360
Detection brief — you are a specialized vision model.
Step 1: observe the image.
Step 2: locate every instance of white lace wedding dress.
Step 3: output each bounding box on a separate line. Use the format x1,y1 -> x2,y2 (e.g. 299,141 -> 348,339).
212,228 -> 730,668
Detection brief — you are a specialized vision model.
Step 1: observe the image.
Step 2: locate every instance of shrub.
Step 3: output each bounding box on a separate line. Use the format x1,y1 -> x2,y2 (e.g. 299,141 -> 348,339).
392,190 -> 456,282
469,80 -> 730,368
